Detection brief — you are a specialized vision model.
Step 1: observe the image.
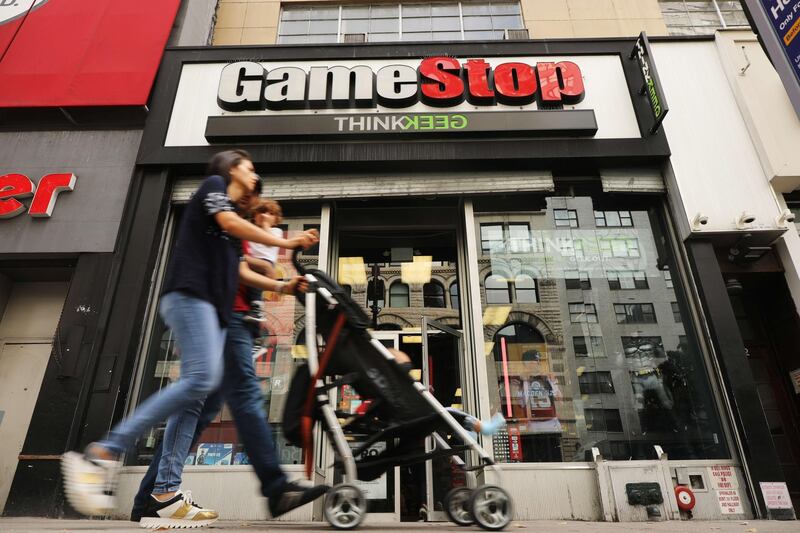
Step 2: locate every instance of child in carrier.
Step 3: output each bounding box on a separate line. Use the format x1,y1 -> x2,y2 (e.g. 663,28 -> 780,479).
243,199 -> 284,325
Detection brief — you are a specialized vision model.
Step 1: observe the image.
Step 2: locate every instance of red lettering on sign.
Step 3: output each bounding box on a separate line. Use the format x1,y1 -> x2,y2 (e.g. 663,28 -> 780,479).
419,56 -> 465,107
537,61 -> 586,105
464,59 -> 494,104
28,173 -> 77,217
494,62 -> 538,105
0,173 -> 76,219
0,174 -> 35,219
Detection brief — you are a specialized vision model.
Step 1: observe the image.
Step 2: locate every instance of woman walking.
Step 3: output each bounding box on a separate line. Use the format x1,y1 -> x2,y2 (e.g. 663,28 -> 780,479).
61,150 -> 318,517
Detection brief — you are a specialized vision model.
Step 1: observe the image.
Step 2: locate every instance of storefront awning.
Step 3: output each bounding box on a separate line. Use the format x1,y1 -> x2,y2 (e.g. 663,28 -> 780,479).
171,172 -> 554,203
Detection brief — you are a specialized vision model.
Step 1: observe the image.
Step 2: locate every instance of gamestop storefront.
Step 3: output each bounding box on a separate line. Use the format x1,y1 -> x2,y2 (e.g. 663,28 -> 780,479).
98,38 -> 759,522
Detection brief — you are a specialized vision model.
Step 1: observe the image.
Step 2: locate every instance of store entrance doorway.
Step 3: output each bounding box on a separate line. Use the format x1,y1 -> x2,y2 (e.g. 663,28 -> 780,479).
333,200 -> 466,521
726,273 -> 800,512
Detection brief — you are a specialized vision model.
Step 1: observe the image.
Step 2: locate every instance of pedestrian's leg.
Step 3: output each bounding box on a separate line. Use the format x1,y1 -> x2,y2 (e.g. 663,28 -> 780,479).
222,315 -> 286,498
98,292 -> 225,455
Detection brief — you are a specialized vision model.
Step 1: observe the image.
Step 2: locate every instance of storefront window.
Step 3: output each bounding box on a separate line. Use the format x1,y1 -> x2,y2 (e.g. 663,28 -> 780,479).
474,194 -> 728,462
129,203 -> 322,467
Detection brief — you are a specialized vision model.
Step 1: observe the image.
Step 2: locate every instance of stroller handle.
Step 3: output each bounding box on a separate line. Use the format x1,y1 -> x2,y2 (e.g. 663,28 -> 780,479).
292,246 -> 307,276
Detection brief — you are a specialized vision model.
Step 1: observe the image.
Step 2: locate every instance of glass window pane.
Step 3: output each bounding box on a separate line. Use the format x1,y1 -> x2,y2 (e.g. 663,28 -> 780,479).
464,16 -> 492,31
463,3 -> 491,15
278,35 -> 311,44
403,4 -> 431,17
280,20 -> 310,35
431,3 -> 459,16
464,30 -> 496,40
491,2 -> 521,15
131,206 -> 323,467
342,19 -> 369,33
371,4 -> 399,18
431,31 -> 461,41
403,17 -> 432,31
371,18 -> 399,32
311,6 -> 340,19
491,14 -> 523,29
473,195 -> 729,463
309,20 -> 339,34
370,32 -> 400,42
281,7 -> 310,21
402,31 -> 432,41
432,16 -> 461,31
342,5 -> 370,18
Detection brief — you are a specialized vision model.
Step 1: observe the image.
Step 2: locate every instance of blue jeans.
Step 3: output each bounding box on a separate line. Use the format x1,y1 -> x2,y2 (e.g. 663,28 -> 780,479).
136,312 -> 287,504
98,291 -> 225,456
132,390 -> 224,513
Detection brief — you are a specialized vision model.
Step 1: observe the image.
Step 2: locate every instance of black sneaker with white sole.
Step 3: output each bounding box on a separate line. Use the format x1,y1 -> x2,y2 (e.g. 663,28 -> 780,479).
268,481 -> 329,519
139,490 -> 219,530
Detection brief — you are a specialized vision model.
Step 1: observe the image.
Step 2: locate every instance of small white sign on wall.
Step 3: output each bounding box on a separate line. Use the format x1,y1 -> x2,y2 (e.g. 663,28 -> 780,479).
760,482 -> 793,510
717,489 -> 745,515
709,465 -> 738,490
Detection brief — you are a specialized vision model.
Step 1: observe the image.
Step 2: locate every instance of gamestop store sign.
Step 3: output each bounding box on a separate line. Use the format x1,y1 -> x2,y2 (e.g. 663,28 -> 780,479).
165,55 -> 641,146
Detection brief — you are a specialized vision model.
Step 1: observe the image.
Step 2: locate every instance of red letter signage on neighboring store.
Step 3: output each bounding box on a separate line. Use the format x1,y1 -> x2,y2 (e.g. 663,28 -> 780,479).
0,173 -> 35,218
0,172 -> 76,219
494,62 -> 538,105
28,173 -> 77,217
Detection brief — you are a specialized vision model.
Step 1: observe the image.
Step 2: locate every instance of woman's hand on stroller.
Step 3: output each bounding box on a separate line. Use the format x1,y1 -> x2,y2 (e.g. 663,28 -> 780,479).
284,275 -> 309,295
289,229 -> 319,250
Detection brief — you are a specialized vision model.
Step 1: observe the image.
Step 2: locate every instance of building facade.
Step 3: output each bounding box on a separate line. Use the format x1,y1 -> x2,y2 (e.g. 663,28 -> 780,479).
2,0 -> 799,525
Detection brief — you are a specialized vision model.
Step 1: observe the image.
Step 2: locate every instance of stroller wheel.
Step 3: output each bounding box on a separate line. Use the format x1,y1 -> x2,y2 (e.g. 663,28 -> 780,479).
470,485 -> 513,531
324,484 -> 366,530
444,487 -> 474,526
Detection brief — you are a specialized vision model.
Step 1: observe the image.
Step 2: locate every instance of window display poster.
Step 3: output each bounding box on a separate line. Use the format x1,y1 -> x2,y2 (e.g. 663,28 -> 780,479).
195,443 -> 233,465
350,442 -> 387,500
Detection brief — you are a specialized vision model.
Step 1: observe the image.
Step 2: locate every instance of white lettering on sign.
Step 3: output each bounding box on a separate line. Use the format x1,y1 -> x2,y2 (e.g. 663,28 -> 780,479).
709,465 -> 739,490
760,482 -> 794,510
717,489 -> 744,515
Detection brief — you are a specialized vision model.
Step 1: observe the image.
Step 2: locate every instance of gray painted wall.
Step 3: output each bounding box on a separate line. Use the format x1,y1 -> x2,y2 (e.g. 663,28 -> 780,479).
168,0 -> 218,46
0,130 -> 142,254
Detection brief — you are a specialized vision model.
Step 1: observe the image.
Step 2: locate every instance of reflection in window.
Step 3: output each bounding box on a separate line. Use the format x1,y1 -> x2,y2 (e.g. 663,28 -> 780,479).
554,209 -> 578,228
514,275 -> 538,303
585,409 -> 623,433
367,279 -> 386,308
423,281 -> 446,308
595,210 -> 633,227
664,269 -> 674,289
389,281 -> 409,307
659,0 -> 749,36
573,336 -> 604,357
565,270 -> 591,290
569,303 -> 597,323
480,224 -> 504,254
599,237 -> 640,258
508,223 -> 531,253
474,197 -> 728,463
449,282 -> 459,310
486,274 -> 512,304
608,270 -> 648,290
578,371 -> 615,395
614,303 -> 657,324
672,302 -> 682,323
131,209 -> 321,467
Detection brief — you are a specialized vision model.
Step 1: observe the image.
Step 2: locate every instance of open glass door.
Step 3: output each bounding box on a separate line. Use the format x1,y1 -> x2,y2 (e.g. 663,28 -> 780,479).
421,317 -> 465,522
332,331 -> 401,523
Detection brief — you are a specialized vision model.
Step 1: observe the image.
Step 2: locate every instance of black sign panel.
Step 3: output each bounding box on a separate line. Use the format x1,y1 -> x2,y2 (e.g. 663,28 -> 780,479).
205,110 -> 598,141
630,32 -> 669,135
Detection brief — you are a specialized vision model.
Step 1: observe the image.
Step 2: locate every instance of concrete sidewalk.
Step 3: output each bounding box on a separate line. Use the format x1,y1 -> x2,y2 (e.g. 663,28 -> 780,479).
0,519 -> 795,533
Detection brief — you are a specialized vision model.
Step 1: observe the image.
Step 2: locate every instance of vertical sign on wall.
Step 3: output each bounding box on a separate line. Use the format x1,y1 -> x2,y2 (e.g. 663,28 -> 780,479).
630,32 -> 669,135
743,0 -> 800,118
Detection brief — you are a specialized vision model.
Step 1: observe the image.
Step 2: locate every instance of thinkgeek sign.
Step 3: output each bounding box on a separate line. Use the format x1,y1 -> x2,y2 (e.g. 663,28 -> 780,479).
211,56 -> 597,139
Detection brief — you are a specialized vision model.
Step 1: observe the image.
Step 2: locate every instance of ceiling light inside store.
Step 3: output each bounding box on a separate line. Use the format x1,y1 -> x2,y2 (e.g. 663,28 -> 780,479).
338,256 -> 367,286
401,255 -> 433,284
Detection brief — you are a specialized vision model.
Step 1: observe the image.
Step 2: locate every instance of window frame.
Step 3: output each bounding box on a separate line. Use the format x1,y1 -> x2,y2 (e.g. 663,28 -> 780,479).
423,280 -> 446,308
614,303 -> 657,324
388,280 -> 410,307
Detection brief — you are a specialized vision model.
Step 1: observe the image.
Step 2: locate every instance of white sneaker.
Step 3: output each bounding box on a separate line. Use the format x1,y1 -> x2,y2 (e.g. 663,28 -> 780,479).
139,490 -> 219,529
61,450 -> 121,516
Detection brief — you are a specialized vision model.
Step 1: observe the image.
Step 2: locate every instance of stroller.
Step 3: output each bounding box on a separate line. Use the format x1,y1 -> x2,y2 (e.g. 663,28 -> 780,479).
282,249 -> 514,530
